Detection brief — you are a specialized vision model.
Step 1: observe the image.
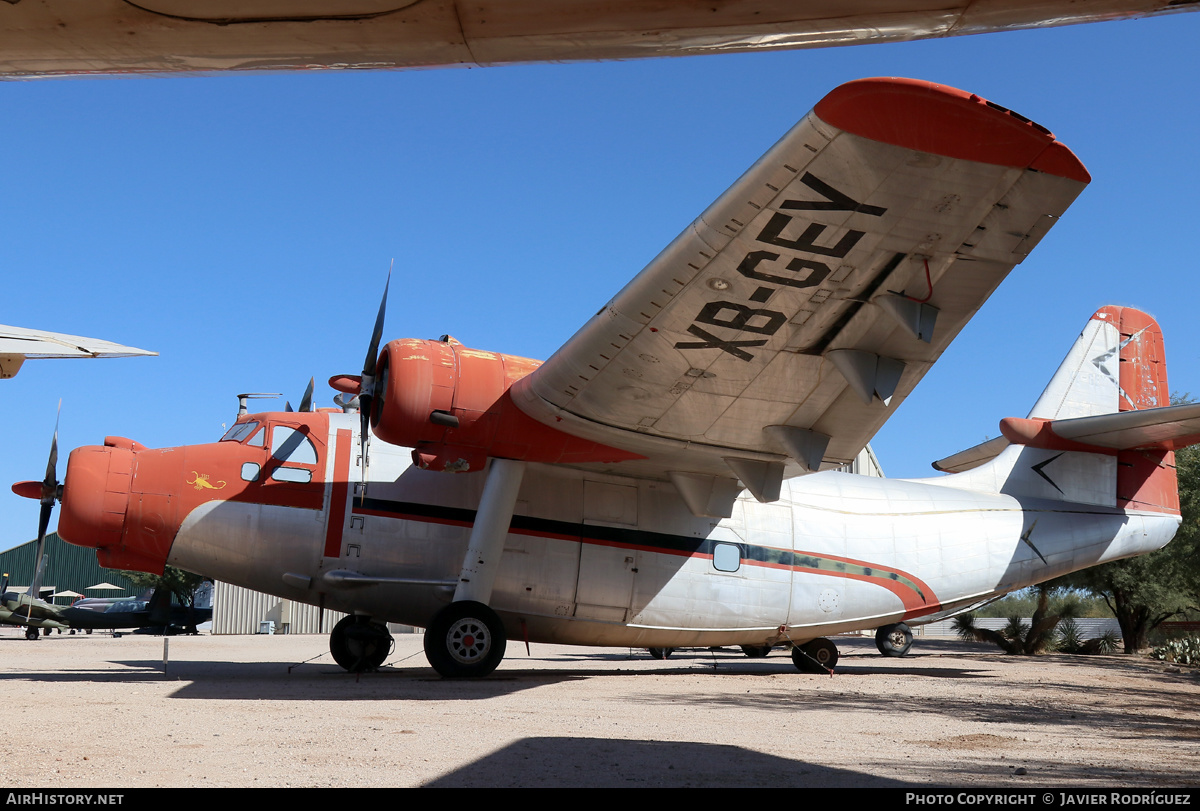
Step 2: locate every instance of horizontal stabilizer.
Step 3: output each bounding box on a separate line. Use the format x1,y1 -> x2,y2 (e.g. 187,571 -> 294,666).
932,436 -> 1009,473
1000,403 -> 1200,453
932,403 -> 1200,472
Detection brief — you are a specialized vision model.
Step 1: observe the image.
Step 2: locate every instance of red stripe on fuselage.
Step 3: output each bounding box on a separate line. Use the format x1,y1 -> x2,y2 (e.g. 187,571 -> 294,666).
350,501 -> 938,607
324,429 -> 353,558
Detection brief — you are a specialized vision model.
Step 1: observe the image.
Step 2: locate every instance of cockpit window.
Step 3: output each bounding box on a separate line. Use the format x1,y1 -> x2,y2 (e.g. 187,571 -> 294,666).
271,426 -> 317,465
221,421 -> 260,443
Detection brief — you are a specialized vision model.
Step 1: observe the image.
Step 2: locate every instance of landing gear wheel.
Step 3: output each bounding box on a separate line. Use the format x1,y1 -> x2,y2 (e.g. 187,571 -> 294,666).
791,638 -> 838,673
25,627 -> 38,641
85,629 -> 92,635
647,647 -> 675,660
423,601 -> 507,678
740,645 -> 772,658
329,615 -> 393,673
875,623 -> 914,657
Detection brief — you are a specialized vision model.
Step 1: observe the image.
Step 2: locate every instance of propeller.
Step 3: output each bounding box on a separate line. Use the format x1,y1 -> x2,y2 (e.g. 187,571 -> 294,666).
357,269 -> 392,484
284,378 -> 315,413
8,403 -> 63,622
299,377 -> 315,413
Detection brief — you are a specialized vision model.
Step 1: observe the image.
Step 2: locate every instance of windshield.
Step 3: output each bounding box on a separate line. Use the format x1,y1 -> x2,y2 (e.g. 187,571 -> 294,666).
221,421 -> 260,443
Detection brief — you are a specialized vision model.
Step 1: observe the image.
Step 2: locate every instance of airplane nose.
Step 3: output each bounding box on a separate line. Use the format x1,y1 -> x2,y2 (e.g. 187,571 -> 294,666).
58,439 -> 180,573
58,444 -> 133,556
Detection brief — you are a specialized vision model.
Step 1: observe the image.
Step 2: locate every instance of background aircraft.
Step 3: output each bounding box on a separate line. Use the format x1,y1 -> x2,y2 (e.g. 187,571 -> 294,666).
0,0 -> 1196,78
0,325 -> 154,380
45,78 -> 1200,676
2,17 -> 1199,561
0,577 -> 210,639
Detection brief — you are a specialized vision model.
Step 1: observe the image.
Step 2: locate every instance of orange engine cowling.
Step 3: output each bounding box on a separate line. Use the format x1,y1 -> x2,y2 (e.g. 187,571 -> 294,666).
369,338 -> 641,472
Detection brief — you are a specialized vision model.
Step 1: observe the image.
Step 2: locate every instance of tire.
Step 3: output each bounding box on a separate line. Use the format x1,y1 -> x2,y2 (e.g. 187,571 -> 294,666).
791,638 -> 838,673
329,615 -> 393,672
423,601 -> 507,678
647,647 -> 675,660
25,627 -> 38,641
740,645 -> 772,658
875,623 -> 914,657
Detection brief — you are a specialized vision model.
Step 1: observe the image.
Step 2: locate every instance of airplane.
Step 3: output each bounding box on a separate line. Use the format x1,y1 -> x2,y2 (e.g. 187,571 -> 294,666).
0,577 -> 212,639
0,0 -> 1196,79
0,325 -> 155,380
34,77 -> 1200,677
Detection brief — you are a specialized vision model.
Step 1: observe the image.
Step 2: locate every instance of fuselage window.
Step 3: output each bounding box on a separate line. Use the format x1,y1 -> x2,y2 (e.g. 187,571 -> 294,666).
713,542 -> 742,573
271,466 -> 312,484
271,426 -> 317,465
240,462 -> 260,482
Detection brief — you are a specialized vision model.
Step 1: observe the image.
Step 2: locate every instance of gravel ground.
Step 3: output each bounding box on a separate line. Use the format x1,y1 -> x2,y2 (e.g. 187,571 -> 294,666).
0,627 -> 1196,788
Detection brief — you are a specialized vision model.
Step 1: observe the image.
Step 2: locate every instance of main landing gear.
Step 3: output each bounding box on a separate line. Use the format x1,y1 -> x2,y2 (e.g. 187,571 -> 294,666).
875,623 -> 914,657
424,458 -> 525,678
329,615 -> 394,672
423,601 -> 507,678
24,627 -> 38,641
791,637 -> 838,673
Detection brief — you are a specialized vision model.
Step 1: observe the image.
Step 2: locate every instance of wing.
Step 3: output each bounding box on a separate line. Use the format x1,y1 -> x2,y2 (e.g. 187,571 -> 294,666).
512,78 -> 1089,509
0,324 -> 156,379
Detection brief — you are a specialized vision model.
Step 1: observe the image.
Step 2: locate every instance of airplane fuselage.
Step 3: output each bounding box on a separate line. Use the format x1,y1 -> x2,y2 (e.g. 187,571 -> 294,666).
66,410 -> 1174,650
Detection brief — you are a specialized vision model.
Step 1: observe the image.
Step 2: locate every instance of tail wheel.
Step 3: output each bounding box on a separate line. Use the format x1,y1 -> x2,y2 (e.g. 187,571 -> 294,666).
647,647 -> 675,660
875,623 -> 914,657
792,638 -> 838,673
424,601 -> 507,678
740,645 -> 772,658
329,615 -> 393,673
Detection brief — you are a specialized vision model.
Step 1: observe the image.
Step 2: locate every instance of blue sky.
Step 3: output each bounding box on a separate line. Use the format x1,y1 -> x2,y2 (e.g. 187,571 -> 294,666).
3,12 -> 1199,553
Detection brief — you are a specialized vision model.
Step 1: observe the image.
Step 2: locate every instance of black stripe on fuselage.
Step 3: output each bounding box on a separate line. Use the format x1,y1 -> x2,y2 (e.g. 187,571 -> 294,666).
354,497 -> 878,582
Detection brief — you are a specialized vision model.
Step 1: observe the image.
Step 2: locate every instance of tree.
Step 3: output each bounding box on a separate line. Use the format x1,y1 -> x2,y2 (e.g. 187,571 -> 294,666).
1050,406 -> 1200,653
954,583 -> 1077,654
121,565 -> 209,633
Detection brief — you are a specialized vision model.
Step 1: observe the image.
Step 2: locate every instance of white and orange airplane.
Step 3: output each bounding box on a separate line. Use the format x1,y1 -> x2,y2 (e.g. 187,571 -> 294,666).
36,78 -> 1200,677
1,0 -> 1197,78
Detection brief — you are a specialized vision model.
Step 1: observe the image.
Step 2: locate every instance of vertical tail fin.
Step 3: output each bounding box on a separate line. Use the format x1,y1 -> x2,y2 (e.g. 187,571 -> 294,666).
1027,306 -> 1175,512
1028,306 -> 1167,420
935,307 -> 1178,513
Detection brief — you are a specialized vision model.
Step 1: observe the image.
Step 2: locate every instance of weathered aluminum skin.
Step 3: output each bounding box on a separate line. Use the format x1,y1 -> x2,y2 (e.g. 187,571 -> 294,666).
1,1 -> 1196,79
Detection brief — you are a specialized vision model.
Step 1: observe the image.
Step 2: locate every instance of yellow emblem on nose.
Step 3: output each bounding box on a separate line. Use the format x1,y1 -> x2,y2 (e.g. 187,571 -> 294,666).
187,471 -> 227,491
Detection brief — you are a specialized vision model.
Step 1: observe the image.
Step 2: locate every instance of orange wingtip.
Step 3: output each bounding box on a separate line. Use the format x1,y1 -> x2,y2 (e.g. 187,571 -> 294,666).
815,78 -> 1090,184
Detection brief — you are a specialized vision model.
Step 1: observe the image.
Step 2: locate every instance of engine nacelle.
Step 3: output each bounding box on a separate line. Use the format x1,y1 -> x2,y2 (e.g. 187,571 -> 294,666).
368,338 -> 640,472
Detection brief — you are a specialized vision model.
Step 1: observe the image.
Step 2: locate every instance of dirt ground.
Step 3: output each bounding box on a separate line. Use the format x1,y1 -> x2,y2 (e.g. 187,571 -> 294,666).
0,627 -> 1196,788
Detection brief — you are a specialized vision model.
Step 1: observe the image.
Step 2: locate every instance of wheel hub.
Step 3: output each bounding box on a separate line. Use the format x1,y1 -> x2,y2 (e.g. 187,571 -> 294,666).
447,618 -> 490,664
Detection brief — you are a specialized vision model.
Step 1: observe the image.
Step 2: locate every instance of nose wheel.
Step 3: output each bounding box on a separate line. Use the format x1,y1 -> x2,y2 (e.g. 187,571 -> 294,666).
329,615 -> 393,672
424,601 -> 507,678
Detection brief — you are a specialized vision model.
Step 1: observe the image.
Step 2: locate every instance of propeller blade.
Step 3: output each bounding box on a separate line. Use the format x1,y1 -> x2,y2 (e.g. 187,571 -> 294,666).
30,402 -> 61,599
359,266 -> 392,488
362,267 -> 391,384
284,401 -> 294,412
299,377 -> 315,413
